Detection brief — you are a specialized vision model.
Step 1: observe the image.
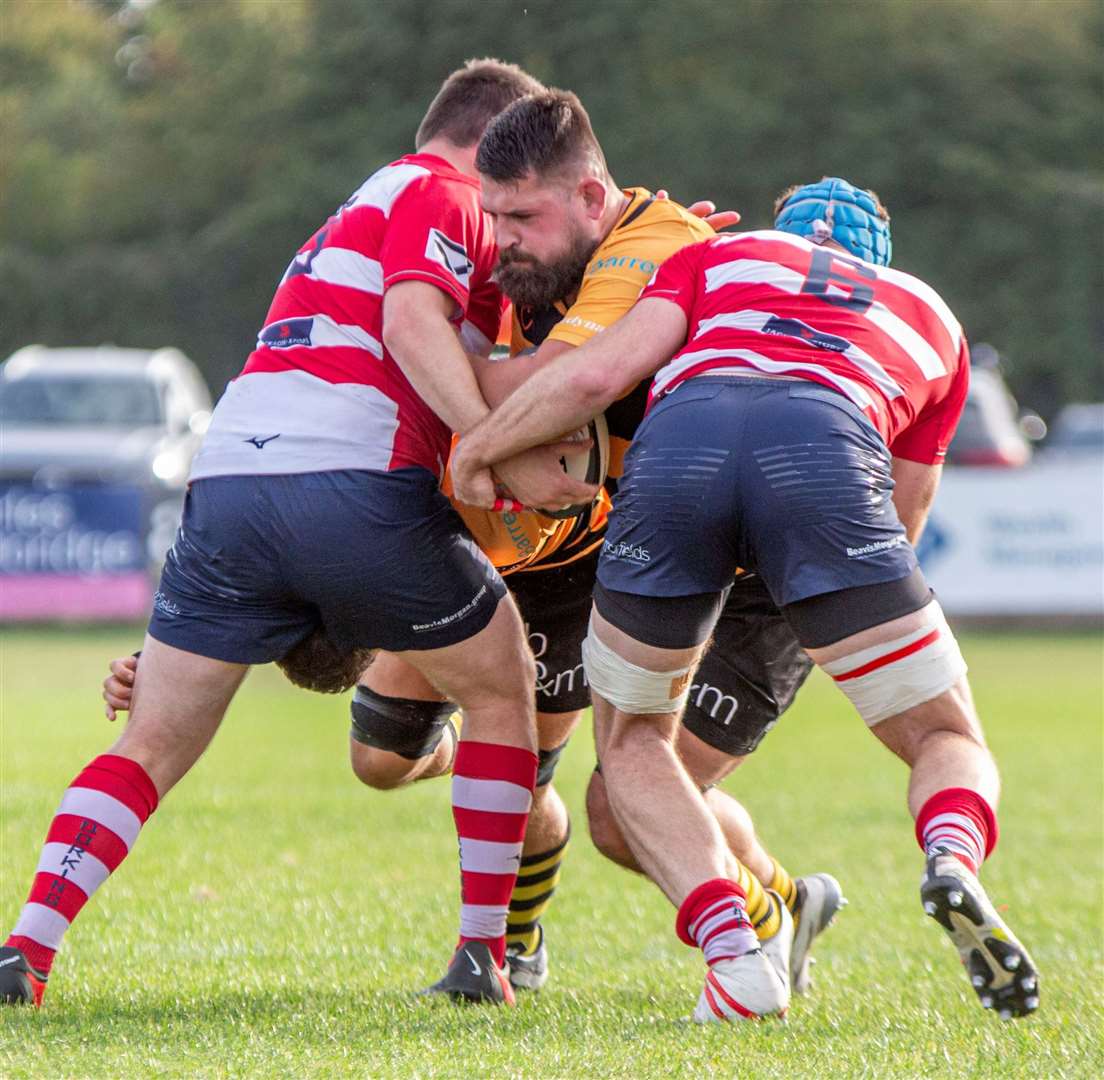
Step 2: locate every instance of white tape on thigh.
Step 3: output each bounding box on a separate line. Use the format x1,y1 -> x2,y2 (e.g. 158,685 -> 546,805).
581,621 -> 694,715
820,600 -> 967,726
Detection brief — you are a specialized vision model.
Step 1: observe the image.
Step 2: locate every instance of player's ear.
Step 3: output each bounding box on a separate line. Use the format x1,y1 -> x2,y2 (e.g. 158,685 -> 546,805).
578,176 -> 608,221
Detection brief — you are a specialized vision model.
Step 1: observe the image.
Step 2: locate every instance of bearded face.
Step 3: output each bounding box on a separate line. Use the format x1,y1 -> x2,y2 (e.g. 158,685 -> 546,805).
493,221 -> 598,310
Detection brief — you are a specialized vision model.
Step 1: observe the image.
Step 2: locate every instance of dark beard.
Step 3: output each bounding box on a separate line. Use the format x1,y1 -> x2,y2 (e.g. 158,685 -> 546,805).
494,232 -> 598,310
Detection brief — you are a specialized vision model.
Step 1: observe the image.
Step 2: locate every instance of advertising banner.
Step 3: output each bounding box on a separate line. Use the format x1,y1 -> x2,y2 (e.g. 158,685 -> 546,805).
918,458 -> 1104,617
0,483 -> 152,621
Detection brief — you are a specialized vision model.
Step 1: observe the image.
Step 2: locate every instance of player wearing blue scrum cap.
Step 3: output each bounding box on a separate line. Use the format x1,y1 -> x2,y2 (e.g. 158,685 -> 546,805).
774,176 -> 892,266
453,178 -> 1041,1025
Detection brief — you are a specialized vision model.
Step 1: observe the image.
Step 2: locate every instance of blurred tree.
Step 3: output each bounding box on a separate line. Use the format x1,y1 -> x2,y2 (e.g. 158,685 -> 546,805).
1,0 -> 1099,413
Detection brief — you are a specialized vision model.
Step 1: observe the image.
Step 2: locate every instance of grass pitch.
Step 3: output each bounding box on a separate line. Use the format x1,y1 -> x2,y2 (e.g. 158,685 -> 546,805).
1,628 -> 1101,1079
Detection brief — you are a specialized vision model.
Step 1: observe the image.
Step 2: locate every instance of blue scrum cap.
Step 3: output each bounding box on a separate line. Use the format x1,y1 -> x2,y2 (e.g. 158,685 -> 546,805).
774,177 -> 892,266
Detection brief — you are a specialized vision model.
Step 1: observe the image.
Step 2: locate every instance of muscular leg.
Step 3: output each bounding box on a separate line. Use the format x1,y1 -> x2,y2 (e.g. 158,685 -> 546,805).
586,734 -> 771,886
803,608 -> 999,817
398,596 -> 537,973
587,610 -> 723,906
2,635 -> 248,1001
802,601 -> 1036,1018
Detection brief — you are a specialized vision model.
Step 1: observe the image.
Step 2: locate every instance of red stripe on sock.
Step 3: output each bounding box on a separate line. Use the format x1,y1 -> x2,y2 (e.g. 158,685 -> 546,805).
676,878 -> 747,947
46,814 -> 130,872
5,936 -> 54,976
72,754 -> 158,820
832,628 -> 941,682
27,871 -> 90,924
914,786 -> 998,861
460,871 -> 519,906
452,742 -> 539,786
451,806 -> 529,844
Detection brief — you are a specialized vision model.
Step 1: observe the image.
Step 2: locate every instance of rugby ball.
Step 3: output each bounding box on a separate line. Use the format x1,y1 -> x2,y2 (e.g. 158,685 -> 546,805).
538,413 -> 610,520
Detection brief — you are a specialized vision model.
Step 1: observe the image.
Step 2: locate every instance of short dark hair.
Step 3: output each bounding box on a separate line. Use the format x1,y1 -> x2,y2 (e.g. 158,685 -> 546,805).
415,58 -> 544,150
277,631 -> 375,695
475,89 -> 609,184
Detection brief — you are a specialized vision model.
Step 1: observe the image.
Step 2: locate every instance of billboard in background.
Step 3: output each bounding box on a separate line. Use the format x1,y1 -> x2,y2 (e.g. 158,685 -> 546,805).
918,458 -> 1104,618
0,483 -> 153,621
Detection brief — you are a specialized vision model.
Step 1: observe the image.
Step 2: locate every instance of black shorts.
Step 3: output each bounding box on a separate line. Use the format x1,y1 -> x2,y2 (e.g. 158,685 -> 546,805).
149,468 -> 506,663
508,550 -> 599,714
682,574 -> 813,756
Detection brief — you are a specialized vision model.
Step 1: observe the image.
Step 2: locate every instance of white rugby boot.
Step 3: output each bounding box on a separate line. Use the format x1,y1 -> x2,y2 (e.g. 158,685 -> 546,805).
757,890 -> 794,995
692,946 -> 789,1023
790,873 -> 846,994
920,847 -> 1040,1019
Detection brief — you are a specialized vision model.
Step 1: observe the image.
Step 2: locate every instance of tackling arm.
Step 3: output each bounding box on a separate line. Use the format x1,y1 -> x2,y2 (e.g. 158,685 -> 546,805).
891,458 -> 942,545
452,297 -> 689,508
382,281 -> 489,434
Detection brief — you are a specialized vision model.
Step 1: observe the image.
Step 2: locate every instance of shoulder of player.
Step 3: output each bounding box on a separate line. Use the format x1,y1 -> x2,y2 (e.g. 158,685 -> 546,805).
582,191 -> 712,282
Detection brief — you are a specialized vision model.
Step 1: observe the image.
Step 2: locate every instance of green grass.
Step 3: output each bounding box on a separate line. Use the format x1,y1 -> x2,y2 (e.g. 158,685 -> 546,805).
1,629 -> 1101,1078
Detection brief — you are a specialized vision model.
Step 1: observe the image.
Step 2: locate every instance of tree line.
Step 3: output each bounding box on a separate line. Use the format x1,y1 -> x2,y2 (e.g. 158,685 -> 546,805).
2,0 -> 1100,417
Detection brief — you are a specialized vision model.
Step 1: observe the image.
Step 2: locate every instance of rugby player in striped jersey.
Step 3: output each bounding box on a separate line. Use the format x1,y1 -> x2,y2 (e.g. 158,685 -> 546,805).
452,178 -> 1040,1023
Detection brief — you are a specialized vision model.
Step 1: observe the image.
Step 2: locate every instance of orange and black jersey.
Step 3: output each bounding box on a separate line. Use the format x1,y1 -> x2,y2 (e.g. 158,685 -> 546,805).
455,188 -> 714,575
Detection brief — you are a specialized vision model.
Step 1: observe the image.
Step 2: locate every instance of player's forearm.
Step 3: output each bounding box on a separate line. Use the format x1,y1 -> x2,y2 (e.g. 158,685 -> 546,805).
383,283 -> 489,434
461,350 -> 618,467
462,299 -> 685,467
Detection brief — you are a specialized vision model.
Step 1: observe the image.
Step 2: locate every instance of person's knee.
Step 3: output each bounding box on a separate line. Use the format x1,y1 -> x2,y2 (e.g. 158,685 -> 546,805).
349,684 -> 456,766
349,741 -> 419,790
585,769 -> 635,867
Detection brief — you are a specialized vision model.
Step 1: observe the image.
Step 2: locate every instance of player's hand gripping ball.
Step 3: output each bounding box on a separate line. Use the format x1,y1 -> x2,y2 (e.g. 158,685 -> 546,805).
538,413 -> 610,520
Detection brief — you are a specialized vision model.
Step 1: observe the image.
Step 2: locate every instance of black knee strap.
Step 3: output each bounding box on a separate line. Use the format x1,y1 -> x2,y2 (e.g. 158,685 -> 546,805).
536,742 -> 568,787
350,685 -> 456,759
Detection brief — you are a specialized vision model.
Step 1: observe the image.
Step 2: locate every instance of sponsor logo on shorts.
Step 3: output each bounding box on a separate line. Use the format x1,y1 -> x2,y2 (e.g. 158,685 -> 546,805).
846,535 -> 905,559
602,539 -> 651,562
529,627 -> 588,699
411,584 -> 488,633
689,682 -> 740,726
153,591 -> 181,617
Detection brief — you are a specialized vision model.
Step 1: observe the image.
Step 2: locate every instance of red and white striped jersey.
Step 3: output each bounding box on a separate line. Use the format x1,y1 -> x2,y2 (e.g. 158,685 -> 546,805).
641,230 -> 970,464
190,154 -> 503,482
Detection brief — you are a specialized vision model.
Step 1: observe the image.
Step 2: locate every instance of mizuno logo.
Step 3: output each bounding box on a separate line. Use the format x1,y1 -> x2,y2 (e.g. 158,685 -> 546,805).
464,949 -> 482,977
245,434 -> 281,449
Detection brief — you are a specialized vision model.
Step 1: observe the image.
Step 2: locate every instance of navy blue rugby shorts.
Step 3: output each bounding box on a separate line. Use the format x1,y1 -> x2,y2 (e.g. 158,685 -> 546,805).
149,468 -> 506,663
596,376 -> 917,607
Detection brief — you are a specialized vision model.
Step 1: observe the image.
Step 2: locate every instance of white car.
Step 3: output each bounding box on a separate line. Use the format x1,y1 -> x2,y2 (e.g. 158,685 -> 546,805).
0,344 -> 212,489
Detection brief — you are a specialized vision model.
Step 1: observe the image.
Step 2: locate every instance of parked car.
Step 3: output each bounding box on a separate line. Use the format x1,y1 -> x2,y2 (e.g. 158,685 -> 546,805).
945,346 -> 1043,468
0,345 -> 212,585
1042,402 -> 1104,456
0,344 -> 211,488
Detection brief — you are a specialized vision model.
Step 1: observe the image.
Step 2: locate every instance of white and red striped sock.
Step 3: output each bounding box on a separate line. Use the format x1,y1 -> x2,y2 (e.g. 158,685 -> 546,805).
676,878 -> 758,965
915,786 -> 997,875
5,754 -> 158,974
451,741 -> 537,968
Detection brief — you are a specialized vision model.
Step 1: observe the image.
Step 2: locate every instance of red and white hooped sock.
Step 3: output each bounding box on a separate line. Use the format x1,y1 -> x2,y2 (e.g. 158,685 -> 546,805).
915,786 -> 998,875
451,740 -> 537,968
676,878 -> 758,965
5,754 -> 158,975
